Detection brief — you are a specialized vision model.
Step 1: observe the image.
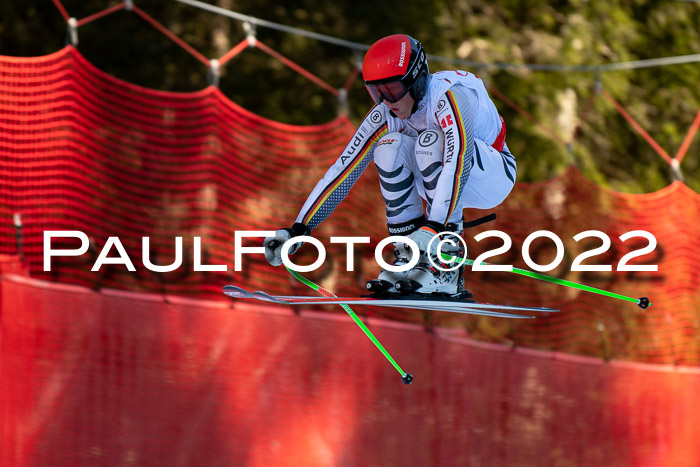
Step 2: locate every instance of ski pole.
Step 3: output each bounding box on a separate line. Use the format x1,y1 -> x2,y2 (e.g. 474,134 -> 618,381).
285,265 -> 413,385
440,252 -> 651,309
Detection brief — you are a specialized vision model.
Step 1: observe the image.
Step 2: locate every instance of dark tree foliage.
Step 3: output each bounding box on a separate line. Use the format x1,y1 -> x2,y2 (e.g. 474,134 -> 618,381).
1,0 -> 698,192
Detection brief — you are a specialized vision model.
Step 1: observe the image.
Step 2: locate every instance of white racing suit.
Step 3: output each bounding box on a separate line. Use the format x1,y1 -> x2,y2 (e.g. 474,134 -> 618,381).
295,70 -> 516,235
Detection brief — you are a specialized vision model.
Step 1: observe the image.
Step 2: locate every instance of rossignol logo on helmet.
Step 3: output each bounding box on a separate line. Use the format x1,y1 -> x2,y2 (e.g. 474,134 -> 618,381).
399,41 -> 407,68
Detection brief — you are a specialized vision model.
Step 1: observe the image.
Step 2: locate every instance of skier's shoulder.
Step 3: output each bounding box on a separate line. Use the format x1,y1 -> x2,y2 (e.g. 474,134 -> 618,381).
429,70 -> 487,100
424,72 -> 468,121
431,70 -> 484,88
355,103 -> 394,133
360,104 -> 387,125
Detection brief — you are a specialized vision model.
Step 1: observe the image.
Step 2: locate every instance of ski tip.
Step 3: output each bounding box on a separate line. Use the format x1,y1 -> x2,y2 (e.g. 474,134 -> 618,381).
222,285 -> 250,298
637,297 -> 651,309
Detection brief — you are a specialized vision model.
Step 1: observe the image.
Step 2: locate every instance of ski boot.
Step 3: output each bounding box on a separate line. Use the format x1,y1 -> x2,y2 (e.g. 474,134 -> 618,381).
455,268 -> 473,299
395,261 -> 472,298
394,261 -> 460,296
366,241 -> 414,294
395,221 -> 471,298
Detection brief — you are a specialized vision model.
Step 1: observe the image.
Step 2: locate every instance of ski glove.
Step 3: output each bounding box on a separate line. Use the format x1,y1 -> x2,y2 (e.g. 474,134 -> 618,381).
263,223 -> 311,266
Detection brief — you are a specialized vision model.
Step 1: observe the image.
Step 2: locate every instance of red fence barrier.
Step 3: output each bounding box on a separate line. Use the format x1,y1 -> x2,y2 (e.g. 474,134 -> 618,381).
1,47 -> 699,367
1,269 -> 699,466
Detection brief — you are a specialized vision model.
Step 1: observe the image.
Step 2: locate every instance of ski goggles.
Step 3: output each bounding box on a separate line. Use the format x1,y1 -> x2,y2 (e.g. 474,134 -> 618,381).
365,79 -> 410,105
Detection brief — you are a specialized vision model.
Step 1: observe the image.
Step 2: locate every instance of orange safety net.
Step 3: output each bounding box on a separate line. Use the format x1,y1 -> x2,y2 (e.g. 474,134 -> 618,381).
1,266 -> 699,466
1,47 -> 700,368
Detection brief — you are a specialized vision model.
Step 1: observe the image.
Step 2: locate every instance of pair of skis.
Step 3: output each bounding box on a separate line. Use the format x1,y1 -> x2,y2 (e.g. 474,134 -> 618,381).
223,284 -> 557,319
224,262 -> 650,385
224,266 -> 551,386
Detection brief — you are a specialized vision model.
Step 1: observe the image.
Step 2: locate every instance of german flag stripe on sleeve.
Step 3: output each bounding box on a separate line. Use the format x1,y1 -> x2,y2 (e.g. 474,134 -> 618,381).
445,90 -> 468,222
301,122 -> 388,225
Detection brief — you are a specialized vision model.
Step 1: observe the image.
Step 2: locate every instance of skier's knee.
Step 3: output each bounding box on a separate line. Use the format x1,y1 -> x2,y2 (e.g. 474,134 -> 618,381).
414,129 -> 444,168
373,132 -> 405,168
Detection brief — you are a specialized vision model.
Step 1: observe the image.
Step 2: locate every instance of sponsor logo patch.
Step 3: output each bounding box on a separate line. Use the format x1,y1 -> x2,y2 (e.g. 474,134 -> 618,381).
444,127 -> 455,164
346,132 -> 367,158
388,224 -> 418,234
418,131 -> 439,148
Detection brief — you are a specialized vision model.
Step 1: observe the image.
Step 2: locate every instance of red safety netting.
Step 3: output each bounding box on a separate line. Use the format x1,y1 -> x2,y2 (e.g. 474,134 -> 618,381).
48,0 -> 700,174
1,47 -> 700,367
1,267 -> 699,466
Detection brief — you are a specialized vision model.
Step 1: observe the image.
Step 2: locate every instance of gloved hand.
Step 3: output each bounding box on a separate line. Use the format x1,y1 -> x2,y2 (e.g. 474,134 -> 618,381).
263,223 -> 311,266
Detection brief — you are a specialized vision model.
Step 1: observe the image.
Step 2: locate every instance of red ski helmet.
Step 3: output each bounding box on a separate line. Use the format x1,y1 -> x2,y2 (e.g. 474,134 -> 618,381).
362,34 -> 429,105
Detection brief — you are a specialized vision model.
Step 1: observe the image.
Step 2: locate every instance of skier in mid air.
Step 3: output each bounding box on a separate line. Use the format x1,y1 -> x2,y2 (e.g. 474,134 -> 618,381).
264,34 -> 516,295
